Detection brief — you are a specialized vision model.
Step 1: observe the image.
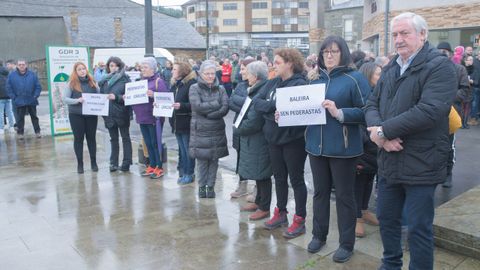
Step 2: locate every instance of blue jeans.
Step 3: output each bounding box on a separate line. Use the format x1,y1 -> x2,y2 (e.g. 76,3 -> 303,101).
470,87 -> 480,119
377,177 -> 436,270
176,133 -> 195,176
0,99 -> 15,129
140,124 -> 162,168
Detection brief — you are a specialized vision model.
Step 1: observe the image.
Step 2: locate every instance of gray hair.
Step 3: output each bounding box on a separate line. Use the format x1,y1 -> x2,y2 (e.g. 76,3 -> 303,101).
391,12 -> 429,39
199,60 -> 216,74
141,57 -> 158,72
246,61 -> 268,81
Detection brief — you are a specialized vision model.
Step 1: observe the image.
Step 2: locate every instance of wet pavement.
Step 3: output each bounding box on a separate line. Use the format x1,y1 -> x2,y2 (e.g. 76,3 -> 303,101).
0,99 -> 479,269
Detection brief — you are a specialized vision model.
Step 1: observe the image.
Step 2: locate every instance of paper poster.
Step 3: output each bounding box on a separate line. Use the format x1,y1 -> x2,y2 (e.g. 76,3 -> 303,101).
124,80 -> 149,106
81,93 -> 109,116
234,97 -> 252,128
153,92 -> 174,117
46,46 -> 90,135
276,84 -> 326,127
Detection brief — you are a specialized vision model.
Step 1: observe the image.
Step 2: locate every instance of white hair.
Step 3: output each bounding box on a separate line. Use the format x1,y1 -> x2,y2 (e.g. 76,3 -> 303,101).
391,12 -> 429,39
246,61 -> 268,81
141,57 -> 158,72
199,60 -> 216,73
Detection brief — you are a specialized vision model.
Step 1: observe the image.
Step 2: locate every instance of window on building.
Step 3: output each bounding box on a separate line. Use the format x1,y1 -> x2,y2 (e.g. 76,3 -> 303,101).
223,19 -> 238,26
298,16 -> 309,25
272,16 -> 281,24
290,17 -> 298,24
299,1 -> 309,8
371,0 -> 377,13
252,18 -> 268,25
252,2 -> 268,9
188,6 -> 195,13
223,3 -> 237,10
285,24 -> 291,31
343,19 -> 353,41
289,2 -> 298,8
272,1 -> 284,8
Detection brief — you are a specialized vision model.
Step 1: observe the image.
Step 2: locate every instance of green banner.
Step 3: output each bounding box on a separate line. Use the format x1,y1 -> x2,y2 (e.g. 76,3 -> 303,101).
46,46 -> 90,136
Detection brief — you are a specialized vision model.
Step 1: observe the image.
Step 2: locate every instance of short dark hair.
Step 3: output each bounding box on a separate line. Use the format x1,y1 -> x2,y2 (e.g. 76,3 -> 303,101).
317,36 -> 353,70
106,56 -> 125,73
232,53 -> 239,57
6,59 -> 15,65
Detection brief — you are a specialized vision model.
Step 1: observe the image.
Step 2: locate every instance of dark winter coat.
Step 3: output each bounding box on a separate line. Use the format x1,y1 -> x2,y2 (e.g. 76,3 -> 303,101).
453,64 -> 471,104
132,74 -> 167,125
99,69 -> 131,128
253,73 -> 307,145
6,68 -> 42,106
365,42 -> 457,185
189,75 -> 229,160
0,66 -> 9,99
229,80 -> 248,150
169,71 -> 196,134
306,66 -> 371,157
236,80 -> 272,180
63,77 -> 99,115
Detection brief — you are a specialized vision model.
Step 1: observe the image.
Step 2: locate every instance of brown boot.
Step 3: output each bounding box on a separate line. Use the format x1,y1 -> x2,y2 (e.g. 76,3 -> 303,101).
362,210 -> 379,226
249,210 -> 270,220
241,203 -> 258,212
356,218 -> 365,238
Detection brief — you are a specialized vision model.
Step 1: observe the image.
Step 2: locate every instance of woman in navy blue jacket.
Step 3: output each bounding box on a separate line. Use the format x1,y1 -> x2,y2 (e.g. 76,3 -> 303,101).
305,36 -> 371,263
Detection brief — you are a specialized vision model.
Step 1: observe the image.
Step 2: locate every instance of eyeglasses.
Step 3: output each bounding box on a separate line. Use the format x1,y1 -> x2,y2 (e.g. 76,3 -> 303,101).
322,50 -> 340,56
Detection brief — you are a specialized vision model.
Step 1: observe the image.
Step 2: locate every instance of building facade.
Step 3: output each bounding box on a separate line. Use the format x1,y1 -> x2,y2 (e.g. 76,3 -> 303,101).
323,0 -> 364,51
182,0 -> 311,57
363,0 -> 480,56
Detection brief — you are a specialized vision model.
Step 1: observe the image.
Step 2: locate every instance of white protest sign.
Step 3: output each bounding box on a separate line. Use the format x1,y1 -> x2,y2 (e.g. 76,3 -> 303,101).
276,84 -> 326,127
153,92 -> 175,117
124,80 -> 149,106
234,97 -> 252,128
125,71 -> 141,82
82,93 -> 109,116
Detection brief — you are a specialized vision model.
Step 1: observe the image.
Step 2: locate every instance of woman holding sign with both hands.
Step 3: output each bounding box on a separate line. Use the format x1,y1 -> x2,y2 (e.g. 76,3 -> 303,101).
63,62 -> 99,174
99,56 -> 132,172
304,36 -> 370,263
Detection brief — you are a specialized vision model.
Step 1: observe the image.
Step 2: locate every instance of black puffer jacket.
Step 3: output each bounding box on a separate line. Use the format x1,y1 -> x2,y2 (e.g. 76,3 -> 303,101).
99,69 -> 131,128
229,80 -> 248,150
253,73 -> 307,145
169,71 -> 196,134
0,66 -> 9,99
365,42 -> 457,185
189,76 -> 229,160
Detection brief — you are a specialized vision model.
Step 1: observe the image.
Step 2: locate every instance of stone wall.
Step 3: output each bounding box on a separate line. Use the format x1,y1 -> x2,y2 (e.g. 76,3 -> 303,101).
324,6 -> 364,51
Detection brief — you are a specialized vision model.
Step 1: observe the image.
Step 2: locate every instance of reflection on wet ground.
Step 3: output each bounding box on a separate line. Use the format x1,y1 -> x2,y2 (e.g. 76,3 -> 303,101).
0,123 -> 479,269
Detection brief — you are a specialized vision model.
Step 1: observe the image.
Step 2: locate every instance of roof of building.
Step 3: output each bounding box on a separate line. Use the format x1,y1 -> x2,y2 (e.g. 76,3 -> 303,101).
0,0 -> 206,49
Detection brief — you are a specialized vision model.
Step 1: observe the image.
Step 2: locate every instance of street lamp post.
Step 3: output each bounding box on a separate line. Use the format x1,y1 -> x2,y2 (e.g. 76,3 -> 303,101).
145,0 -> 154,57
206,0 -> 210,59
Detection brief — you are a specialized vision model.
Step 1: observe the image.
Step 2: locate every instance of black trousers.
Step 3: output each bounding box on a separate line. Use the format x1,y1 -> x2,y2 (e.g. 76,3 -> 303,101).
309,154 -> 357,251
354,172 -> 375,218
446,134 -> 455,176
69,113 -> 98,164
17,105 -> 40,135
269,138 -> 307,218
255,178 -> 272,211
108,124 -> 132,167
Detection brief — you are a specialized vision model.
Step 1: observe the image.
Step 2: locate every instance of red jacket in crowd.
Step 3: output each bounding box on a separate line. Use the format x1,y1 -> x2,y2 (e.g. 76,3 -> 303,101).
221,63 -> 232,84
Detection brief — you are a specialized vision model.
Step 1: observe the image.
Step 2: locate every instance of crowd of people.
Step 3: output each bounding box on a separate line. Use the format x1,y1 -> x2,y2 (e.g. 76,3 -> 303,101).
1,11 -> 479,269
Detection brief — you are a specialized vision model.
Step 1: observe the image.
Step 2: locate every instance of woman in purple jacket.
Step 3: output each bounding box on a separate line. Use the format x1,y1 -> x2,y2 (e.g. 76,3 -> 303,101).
132,57 -> 168,179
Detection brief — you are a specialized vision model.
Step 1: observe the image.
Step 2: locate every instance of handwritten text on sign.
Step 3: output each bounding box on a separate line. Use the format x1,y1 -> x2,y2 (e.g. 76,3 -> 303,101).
124,80 -> 149,106
276,84 -> 326,127
82,93 -> 109,116
153,92 -> 174,117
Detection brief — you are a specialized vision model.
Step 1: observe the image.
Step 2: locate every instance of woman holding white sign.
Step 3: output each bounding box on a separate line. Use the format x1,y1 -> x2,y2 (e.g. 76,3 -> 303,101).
189,60 -> 229,199
132,57 -> 168,179
99,56 -> 132,172
305,36 -> 371,263
253,48 -> 308,239
63,62 -> 99,174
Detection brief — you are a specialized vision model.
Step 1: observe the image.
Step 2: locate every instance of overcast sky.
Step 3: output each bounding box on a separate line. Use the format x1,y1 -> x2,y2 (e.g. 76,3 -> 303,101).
131,0 -> 190,9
